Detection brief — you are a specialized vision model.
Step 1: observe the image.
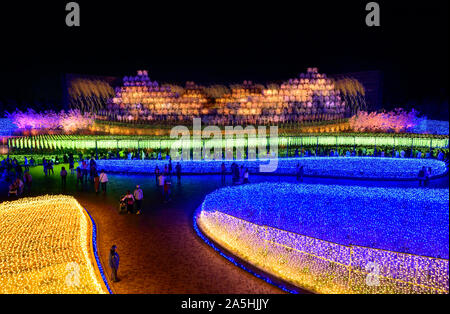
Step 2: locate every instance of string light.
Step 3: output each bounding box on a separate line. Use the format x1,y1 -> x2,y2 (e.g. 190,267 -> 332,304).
0,195 -> 109,294
7,134 -> 449,152
196,183 -> 449,294
94,157 -> 448,179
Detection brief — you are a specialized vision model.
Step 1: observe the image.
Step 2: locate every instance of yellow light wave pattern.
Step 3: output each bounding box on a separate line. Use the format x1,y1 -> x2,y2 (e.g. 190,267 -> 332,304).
0,195 -> 108,294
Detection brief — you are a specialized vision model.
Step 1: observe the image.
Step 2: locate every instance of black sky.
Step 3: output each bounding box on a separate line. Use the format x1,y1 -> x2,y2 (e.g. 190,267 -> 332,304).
0,0 -> 448,117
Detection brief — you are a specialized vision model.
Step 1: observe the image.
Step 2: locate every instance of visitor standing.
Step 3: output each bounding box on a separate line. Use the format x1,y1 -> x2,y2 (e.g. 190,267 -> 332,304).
93,168 -> 100,194
158,172 -> 165,201
69,154 -> 75,175
155,166 -> 160,186
48,160 -> 54,175
43,158 -> 48,176
239,165 -> 245,184
134,185 -> 144,215
23,170 -> 32,193
82,161 -> 88,183
24,157 -> 29,171
76,166 -> 83,186
99,170 -> 108,194
163,176 -> 171,202
418,167 -> 426,187
108,245 -> 120,282
60,167 -> 68,189
243,168 -> 249,184
89,158 -> 97,182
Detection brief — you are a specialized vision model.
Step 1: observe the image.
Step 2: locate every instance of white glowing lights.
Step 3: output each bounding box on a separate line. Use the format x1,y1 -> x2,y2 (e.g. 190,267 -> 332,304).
0,195 -> 108,294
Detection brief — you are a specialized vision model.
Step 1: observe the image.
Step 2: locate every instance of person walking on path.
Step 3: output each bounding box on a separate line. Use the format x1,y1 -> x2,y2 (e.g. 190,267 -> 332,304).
133,185 -> 144,215
121,190 -> 135,214
99,170 -> 108,194
108,245 -> 120,282
60,167 -> 68,189
93,168 -> 100,194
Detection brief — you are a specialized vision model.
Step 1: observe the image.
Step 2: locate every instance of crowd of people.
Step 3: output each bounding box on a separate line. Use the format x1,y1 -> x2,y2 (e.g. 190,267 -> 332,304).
418,166 -> 433,187
230,162 -> 250,185
96,68 -> 348,126
1,157 -> 32,196
153,160 -> 178,203
2,143 -> 449,198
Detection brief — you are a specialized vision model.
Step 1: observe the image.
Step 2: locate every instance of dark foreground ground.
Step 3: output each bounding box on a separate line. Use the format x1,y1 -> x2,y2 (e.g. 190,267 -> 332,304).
0,164 -> 448,293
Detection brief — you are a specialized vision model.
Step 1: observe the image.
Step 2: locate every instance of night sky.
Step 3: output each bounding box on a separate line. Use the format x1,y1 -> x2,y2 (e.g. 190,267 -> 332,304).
0,0 -> 448,118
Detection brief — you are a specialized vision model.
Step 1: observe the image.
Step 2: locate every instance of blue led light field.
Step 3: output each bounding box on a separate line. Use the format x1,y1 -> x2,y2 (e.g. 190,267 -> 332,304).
201,183 -> 449,259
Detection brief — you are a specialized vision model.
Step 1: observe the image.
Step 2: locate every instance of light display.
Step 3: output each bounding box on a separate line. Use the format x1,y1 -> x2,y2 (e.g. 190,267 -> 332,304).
413,119 -> 450,135
5,109 -> 94,134
0,118 -> 18,136
99,72 -> 209,123
349,109 -> 424,133
213,68 -> 346,125
7,133 -> 449,152
333,77 -> 367,115
94,157 -> 447,179
196,183 -> 449,294
0,195 -> 110,294
67,77 -> 115,112
97,68 -> 347,124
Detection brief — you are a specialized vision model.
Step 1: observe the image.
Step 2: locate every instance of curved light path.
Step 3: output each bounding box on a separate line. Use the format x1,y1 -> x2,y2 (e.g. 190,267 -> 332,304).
0,195 -> 109,294
197,183 -> 449,294
96,157 -> 448,180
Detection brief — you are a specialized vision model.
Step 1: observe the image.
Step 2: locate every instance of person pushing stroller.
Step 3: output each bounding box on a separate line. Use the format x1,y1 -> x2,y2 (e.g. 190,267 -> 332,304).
121,191 -> 135,214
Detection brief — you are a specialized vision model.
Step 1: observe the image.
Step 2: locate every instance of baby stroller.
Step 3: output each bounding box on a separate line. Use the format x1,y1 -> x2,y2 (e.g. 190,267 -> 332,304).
119,196 -> 127,214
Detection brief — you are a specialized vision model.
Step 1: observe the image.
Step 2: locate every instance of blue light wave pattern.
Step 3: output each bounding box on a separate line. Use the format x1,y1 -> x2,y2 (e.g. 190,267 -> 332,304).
95,157 -> 447,179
